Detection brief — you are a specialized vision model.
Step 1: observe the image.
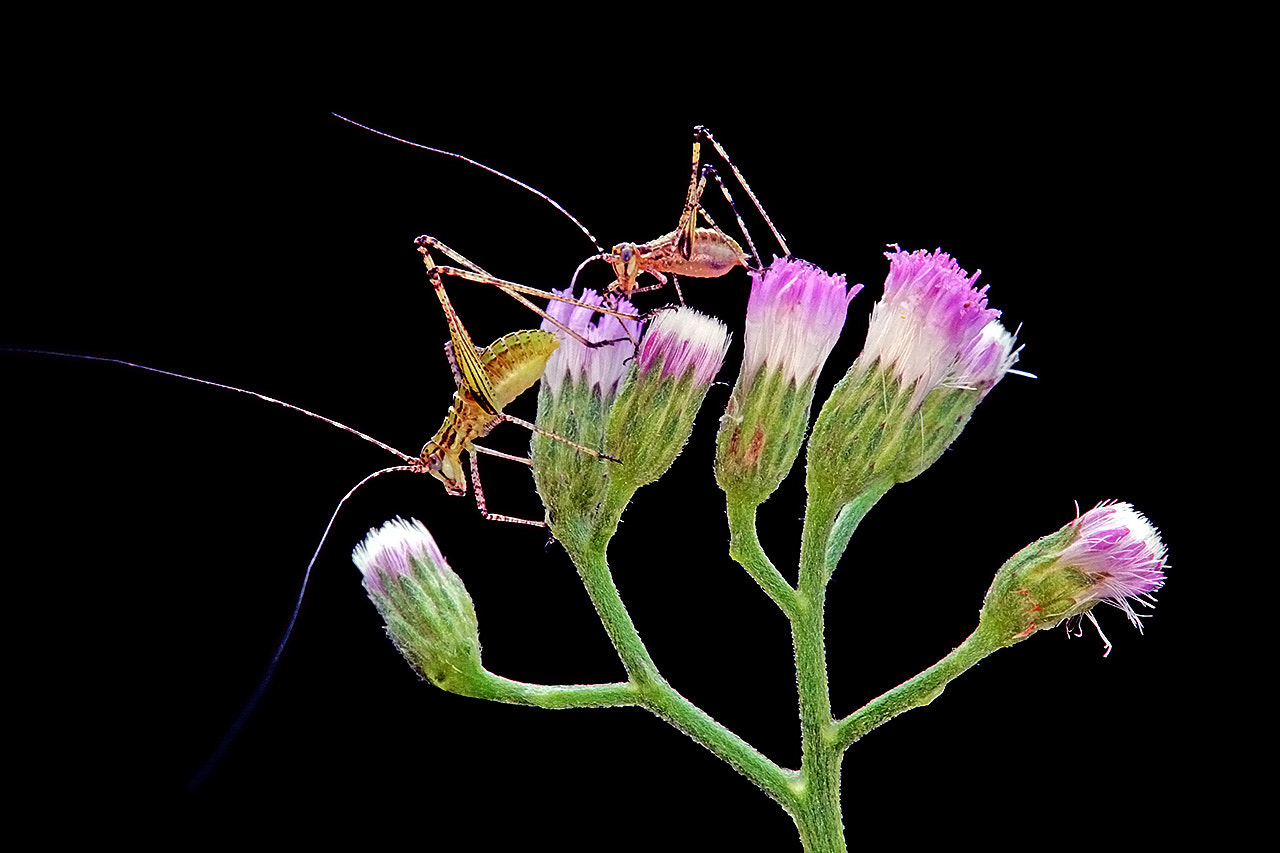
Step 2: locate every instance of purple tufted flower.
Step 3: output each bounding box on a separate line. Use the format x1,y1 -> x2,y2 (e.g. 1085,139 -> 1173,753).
601,306 -> 731,494
808,248 -> 1024,502
980,501 -> 1168,656
637,306 -> 731,387
541,288 -> 642,398
742,257 -> 860,386
352,517 -> 448,596
717,257 -> 860,507
1059,501 -> 1168,636
861,247 -> 1019,405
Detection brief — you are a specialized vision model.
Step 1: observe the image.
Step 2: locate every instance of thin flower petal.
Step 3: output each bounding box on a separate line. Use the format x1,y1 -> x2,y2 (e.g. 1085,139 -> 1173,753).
946,320 -> 1022,398
541,289 -> 642,397
1060,501 -> 1168,629
861,247 -> 1005,405
743,256 -> 860,385
352,517 -> 447,595
638,306 -> 730,386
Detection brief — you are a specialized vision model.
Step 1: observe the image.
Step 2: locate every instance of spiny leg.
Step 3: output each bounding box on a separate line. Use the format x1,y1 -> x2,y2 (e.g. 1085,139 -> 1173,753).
418,236 -> 645,323
695,164 -> 763,270
671,131 -> 772,277
674,135 -> 709,258
417,235 -> 641,348
468,451 -> 545,526
694,126 -> 791,257
423,260 -> 502,414
497,412 -> 620,463
472,443 -> 534,466
437,262 -> 639,349
624,275 -> 686,304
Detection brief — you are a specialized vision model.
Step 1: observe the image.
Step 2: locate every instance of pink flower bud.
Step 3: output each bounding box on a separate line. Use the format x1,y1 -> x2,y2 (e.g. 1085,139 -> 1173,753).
637,306 -> 730,387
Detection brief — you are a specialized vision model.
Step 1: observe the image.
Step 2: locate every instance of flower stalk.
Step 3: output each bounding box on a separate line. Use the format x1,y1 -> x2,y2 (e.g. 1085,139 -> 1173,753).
350,245 -> 1165,852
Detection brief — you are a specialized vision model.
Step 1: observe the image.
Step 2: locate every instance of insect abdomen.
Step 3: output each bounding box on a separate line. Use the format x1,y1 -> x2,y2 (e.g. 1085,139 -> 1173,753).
482,329 -> 560,410
682,228 -> 748,277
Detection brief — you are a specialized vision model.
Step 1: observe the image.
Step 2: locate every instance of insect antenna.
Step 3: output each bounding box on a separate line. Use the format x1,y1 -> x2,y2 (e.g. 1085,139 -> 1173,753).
187,463 -> 417,790
331,113 -> 605,254
3,348 -> 434,785
3,348 -> 419,465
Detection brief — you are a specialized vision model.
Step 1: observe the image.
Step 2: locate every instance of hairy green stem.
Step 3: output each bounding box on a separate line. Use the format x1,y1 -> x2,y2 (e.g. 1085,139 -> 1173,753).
727,499 -> 798,616
476,675 -> 639,709
824,478 -> 892,573
561,528 -> 797,808
833,627 -> 1000,751
790,493 -> 846,852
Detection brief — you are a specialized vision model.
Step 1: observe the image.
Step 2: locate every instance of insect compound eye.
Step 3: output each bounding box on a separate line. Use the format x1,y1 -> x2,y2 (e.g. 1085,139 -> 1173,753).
425,454 -> 443,473
620,247 -> 633,262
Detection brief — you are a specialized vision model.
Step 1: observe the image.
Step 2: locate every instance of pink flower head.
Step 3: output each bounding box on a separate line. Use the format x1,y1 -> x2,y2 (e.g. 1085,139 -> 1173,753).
352,517 -> 448,596
638,306 -> 730,386
1058,501 -> 1168,654
743,257 -> 861,385
861,247 -> 1016,405
540,288 -> 643,397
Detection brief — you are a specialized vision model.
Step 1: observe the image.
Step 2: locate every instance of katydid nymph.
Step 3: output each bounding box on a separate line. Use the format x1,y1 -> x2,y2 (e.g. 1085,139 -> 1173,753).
332,115 -> 790,306
416,241 -> 622,526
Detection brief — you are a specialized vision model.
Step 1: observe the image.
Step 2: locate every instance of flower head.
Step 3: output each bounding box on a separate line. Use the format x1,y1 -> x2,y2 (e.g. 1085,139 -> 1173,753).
1058,501 -> 1168,633
862,247 -> 1017,405
352,517 -> 484,692
717,257 -> 859,507
605,307 -> 730,496
637,306 -> 731,386
540,288 -> 642,398
950,320 -> 1021,399
353,517 -> 450,596
742,257 -> 860,385
979,502 -> 1168,656
807,248 -> 1022,509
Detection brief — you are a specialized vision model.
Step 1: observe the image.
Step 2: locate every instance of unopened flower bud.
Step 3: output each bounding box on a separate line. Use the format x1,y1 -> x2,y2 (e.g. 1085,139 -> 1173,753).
606,306 -> 730,494
808,248 -> 1020,504
716,257 -> 860,507
353,518 -> 484,694
979,502 -> 1168,655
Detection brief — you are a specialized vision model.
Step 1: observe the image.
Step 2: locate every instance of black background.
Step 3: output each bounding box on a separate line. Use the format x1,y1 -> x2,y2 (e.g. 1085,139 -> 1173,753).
4,55 -> 1239,845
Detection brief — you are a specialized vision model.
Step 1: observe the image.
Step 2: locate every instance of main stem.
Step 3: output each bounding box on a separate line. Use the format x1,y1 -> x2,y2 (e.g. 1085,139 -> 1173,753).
791,493 -> 846,852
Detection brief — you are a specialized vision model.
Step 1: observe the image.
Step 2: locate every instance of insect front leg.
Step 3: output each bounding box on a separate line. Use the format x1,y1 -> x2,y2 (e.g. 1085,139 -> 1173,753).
467,449 -> 546,527
496,412 -> 620,464
416,235 -> 641,349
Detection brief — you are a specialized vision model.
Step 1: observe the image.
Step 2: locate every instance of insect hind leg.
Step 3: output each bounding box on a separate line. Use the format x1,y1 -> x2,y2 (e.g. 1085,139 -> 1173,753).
694,165 -> 764,270
693,126 -> 791,258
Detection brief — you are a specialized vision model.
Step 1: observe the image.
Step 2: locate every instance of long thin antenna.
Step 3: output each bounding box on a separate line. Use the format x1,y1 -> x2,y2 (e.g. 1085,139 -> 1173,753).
187,464 -> 416,790
332,113 -> 604,253
3,347 -> 427,787
4,348 -> 418,465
